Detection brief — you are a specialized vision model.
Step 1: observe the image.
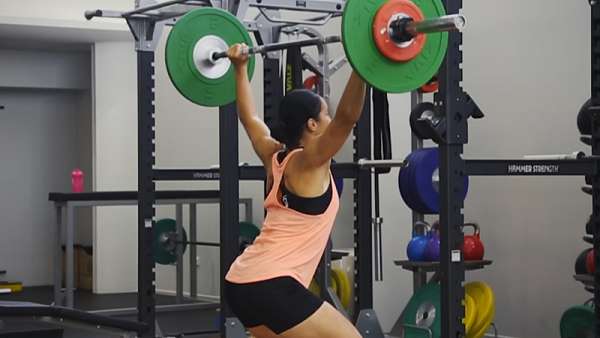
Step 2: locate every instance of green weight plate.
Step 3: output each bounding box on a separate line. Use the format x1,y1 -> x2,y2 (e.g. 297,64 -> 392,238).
402,282 -> 441,337
342,0 -> 448,93
239,222 -> 260,253
154,218 -> 174,265
153,218 -> 188,265
165,8 -> 255,107
239,221 -> 260,241
560,305 -> 595,338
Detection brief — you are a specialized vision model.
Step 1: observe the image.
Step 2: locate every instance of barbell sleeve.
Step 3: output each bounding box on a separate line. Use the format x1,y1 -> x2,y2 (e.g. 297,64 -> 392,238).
357,159 -> 407,169
84,9 -> 130,20
407,14 -> 466,35
523,151 -> 586,160
85,10 -> 102,20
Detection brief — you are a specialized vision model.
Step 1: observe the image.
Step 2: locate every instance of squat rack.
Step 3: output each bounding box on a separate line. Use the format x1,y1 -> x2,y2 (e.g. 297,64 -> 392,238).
86,0 -> 385,337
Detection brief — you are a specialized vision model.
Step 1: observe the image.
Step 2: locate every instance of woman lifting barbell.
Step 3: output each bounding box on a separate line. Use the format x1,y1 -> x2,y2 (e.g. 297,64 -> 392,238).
223,43 -> 366,338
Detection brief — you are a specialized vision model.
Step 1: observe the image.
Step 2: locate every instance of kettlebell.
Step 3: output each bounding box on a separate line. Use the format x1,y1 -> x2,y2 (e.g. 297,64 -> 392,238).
576,248 -> 592,275
462,223 -> 485,261
424,221 -> 440,261
587,249 -> 595,274
407,221 -> 431,261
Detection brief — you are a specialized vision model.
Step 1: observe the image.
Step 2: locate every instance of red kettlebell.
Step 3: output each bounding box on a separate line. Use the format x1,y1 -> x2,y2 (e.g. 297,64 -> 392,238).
587,249 -> 595,274
462,223 -> 484,261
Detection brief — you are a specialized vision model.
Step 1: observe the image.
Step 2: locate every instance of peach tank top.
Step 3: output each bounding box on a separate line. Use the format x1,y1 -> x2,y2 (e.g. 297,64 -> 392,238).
225,149 -> 339,288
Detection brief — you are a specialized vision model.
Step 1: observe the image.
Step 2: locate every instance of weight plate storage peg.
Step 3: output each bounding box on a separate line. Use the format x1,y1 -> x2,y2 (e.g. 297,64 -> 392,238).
165,8 -> 256,107
342,0 -> 448,93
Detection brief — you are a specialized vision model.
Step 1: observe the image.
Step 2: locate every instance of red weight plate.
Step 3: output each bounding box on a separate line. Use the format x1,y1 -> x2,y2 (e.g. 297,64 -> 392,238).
303,75 -> 319,92
372,0 -> 426,62
420,80 -> 439,93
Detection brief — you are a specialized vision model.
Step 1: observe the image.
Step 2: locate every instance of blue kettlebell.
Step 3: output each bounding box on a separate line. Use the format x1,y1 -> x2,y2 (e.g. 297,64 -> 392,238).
424,221 -> 441,261
407,221 -> 431,261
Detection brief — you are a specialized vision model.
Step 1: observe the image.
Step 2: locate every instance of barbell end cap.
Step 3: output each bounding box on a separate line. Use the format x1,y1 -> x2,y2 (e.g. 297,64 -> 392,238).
454,14 -> 466,30
209,51 -> 220,64
85,10 -> 101,20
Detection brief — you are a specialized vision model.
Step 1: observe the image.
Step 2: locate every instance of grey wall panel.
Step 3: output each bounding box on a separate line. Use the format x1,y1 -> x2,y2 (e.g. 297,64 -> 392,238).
0,88 -> 92,286
0,48 -> 90,90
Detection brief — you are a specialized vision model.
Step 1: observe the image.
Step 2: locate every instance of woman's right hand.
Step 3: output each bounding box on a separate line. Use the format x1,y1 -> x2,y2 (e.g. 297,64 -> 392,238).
227,43 -> 249,68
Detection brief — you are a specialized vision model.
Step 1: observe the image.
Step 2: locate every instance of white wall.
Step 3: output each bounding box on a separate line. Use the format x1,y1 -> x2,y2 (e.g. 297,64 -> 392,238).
0,1 -> 132,24
0,0 -> 142,294
459,0 -> 590,336
0,87 -> 92,286
92,41 -> 139,293
0,49 -> 90,89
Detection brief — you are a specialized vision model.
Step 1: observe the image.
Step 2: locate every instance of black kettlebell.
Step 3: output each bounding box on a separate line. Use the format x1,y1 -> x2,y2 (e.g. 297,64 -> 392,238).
409,102 -> 446,142
576,248 -> 593,275
577,98 -> 600,135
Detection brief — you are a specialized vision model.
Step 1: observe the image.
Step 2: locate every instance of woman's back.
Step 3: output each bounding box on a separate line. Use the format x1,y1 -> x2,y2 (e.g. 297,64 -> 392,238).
225,149 -> 339,288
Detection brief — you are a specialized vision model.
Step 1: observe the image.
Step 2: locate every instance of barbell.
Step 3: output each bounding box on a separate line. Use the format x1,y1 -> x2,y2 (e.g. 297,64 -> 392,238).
166,0 -> 465,107
153,218 -> 260,265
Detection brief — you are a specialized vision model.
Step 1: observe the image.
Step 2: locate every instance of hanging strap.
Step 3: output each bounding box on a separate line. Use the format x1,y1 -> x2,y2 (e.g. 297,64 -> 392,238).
285,46 -> 304,94
372,89 -> 392,174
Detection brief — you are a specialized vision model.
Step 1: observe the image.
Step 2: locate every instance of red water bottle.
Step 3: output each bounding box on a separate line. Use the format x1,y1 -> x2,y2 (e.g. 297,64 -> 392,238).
71,169 -> 84,193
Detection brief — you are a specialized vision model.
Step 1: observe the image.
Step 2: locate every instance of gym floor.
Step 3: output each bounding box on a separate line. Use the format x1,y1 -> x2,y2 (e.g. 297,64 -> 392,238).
0,287 -> 221,337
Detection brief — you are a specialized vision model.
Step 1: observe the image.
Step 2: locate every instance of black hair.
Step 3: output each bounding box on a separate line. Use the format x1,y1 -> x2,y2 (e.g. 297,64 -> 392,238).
271,89 -> 322,149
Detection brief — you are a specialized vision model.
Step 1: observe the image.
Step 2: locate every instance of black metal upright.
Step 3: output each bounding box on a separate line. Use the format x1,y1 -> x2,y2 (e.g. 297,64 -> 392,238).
220,103 -> 240,335
262,58 -> 284,127
353,87 -> 373,321
436,0 -> 467,336
591,1 -> 600,335
137,51 -> 157,338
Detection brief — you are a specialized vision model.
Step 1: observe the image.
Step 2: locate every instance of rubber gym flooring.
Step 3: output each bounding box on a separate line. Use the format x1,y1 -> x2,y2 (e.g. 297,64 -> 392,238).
0,286 -> 221,337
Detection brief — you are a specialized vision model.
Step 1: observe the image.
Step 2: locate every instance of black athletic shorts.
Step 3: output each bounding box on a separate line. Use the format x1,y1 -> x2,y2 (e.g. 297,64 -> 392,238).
224,276 -> 324,334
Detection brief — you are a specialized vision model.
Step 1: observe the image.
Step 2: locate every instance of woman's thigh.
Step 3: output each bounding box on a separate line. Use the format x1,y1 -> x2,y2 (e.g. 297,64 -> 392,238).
248,325 -> 279,338
279,302 -> 361,338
